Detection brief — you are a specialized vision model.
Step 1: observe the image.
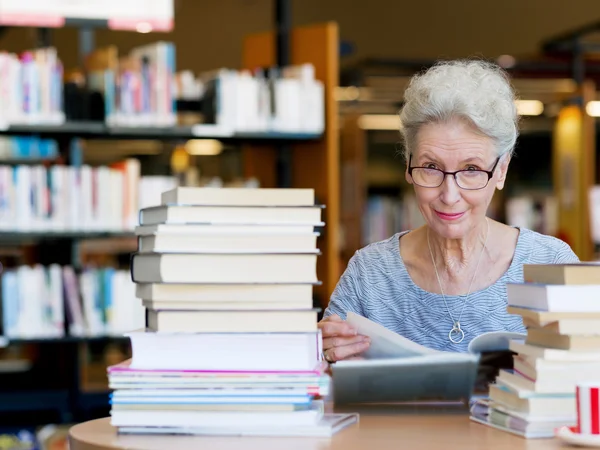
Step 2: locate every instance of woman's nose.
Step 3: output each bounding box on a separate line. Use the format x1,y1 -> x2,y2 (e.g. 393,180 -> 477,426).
439,174 -> 461,204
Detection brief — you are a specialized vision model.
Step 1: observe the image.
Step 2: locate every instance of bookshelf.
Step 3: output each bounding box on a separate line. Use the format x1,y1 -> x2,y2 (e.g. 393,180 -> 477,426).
0,123 -> 323,142
0,2 -> 338,427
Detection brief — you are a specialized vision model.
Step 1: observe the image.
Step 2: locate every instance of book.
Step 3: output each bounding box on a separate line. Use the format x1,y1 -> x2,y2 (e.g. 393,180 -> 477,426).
146,309 -> 320,333
131,252 -> 319,284
525,328 -> 600,351
116,413 -> 358,437
135,282 -> 315,302
138,204 -> 324,226
488,384 -> 575,416
506,283 -> 600,312
513,355 -> 600,385
329,312 -> 485,404
509,341 -> 600,361
134,223 -> 317,236
126,330 -> 322,372
523,263 -> 600,285
507,306 -> 600,328
470,398 -> 575,438
141,300 -> 314,311
161,187 -> 316,206
137,231 -> 319,254
110,405 -> 323,428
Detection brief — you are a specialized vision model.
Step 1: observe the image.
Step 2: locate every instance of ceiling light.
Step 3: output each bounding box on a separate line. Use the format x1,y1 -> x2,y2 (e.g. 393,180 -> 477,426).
185,139 -> 223,155
586,101 -> 600,117
497,55 -> 516,69
136,22 -> 153,33
515,100 -> 544,116
358,114 -> 401,130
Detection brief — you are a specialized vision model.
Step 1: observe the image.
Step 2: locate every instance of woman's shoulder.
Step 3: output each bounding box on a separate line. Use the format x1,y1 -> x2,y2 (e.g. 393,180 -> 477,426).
515,227 -> 579,264
341,231 -> 412,283
351,231 -> 409,264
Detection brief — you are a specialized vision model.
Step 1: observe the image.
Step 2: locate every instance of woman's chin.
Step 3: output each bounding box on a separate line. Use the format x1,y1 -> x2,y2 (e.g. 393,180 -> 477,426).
428,217 -> 473,239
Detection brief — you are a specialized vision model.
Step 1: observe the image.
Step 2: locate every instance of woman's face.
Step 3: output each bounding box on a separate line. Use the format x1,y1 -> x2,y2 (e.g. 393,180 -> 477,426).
405,118 -> 509,240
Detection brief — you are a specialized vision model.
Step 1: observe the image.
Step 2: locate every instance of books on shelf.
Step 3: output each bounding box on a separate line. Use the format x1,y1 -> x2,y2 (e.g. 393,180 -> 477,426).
0,136 -> 59,161
470,262 -> 600,438
0,47 -> 65,127
183,64 -> 325,135
362,194 -> 425,246
0,158 -> 143,232
1,264 -> 144,339
110,186 -> 358,436
86,43 -> 177,128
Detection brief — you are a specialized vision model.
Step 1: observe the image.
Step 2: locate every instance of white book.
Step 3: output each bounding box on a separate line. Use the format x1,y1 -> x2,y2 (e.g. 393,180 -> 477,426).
116,413 -> 358,438
68,166 -> 81,230
134,223 -> 318,236
80,165 -> 93,231
127,330 -> 321,372
139,205 -> 323,226
110,407 -> 322,428
135,282 -> 314,303
146,309 -> 319,333
137,232 -> 319,254
48,264 -> 64,337
141,300 -> 313,311
15,165 -> 32,230
161,187 -> 315,207
507,283 -> 600,312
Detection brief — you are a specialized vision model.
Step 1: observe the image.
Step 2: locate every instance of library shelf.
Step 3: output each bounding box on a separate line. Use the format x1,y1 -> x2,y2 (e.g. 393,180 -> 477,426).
0,336 -> 130,348
0,231 -> 135,243
0,122 -> 323,143
0,388 -> 111,423
0,389 -> 70,414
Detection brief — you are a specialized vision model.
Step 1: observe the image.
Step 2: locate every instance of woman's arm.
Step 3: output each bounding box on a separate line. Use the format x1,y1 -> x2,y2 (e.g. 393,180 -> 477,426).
323,251 -> 366,320
319,251 -> 371,362
553,239 -> 580,264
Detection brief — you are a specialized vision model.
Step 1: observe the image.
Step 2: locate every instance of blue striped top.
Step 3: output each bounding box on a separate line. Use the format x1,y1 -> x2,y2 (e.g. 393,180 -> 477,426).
323,227 -> 579,353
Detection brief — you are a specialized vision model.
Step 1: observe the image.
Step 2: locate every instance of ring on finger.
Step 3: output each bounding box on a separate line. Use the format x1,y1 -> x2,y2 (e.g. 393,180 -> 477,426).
322,350 -> 334,363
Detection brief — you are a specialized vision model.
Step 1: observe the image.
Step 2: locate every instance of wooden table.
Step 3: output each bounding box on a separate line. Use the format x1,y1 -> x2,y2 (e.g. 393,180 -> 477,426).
69,405 -> 576,450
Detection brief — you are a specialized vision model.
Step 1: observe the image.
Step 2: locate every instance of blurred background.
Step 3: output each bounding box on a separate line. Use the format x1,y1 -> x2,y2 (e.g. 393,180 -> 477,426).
0,0 -> 599,447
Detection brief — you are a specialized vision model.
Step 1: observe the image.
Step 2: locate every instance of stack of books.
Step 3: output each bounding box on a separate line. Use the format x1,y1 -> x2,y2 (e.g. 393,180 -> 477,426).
108,186 -> 358,436
470,263 -> 600,438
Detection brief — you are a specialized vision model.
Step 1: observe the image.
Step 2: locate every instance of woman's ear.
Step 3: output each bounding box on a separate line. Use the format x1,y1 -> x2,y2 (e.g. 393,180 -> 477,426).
405,154 -> 414,185
495,154 -> 511,190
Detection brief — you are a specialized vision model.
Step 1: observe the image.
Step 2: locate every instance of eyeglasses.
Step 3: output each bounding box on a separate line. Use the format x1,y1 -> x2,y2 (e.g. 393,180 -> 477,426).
407,155 -> 500,190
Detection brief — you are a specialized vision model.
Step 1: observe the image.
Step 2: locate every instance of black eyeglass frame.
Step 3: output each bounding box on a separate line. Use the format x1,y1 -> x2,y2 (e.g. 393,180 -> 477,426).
407,155 -> 501,190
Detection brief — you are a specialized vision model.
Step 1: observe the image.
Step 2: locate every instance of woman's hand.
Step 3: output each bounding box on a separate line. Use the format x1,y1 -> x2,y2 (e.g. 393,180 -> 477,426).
318,314 -> 370,363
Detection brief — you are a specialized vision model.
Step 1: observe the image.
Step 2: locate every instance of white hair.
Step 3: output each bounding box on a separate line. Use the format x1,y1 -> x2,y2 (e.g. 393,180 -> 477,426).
398,59 -> 519,163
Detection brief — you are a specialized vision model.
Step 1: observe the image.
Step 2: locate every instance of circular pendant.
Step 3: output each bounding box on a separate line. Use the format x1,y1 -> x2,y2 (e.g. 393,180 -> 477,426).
449,324 -> 465,344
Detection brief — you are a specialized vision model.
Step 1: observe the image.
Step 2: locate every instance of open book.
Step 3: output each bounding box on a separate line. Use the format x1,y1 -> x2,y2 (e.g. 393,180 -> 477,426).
330,312 -> 526,405
343,312 -> 526,357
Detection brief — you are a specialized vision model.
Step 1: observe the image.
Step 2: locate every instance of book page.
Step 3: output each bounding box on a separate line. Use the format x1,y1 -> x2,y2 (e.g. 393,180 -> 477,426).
467,330 -> 526,354
345,312 -> 444,358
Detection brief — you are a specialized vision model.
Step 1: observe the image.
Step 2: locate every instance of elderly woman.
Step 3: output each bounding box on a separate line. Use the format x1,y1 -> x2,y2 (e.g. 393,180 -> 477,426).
320,60 -> 579,361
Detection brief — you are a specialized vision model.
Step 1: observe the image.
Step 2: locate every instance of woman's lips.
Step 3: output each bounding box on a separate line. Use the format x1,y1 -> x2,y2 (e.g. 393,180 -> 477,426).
435,210 -> 465,221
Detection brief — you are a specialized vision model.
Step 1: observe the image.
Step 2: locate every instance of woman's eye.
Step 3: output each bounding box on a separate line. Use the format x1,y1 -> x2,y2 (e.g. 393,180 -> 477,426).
465,165 -> 479,171
424,163 -> 437,169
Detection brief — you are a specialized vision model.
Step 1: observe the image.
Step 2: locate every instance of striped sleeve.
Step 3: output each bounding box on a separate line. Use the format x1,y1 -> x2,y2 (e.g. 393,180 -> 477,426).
323,251 -> 366,320
553,239 -> 580,264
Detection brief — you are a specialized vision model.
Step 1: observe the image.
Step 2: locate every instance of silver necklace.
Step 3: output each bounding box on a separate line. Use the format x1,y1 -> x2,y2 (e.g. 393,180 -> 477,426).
426,218 -> 489,344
